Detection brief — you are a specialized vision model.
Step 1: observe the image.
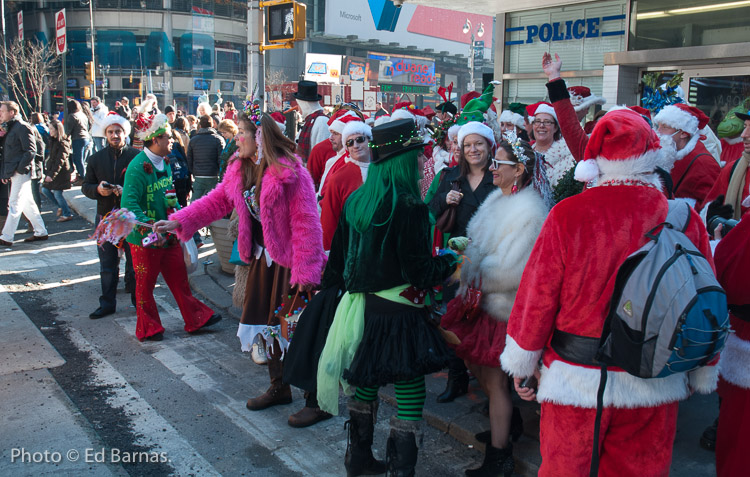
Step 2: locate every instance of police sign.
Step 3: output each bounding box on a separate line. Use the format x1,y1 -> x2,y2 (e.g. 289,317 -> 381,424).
505,14 -> 625,45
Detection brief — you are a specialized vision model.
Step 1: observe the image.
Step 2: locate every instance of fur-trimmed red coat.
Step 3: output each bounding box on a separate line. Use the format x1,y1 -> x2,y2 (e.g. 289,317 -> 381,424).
169,156 -> 325,287
501,184 -> 718,408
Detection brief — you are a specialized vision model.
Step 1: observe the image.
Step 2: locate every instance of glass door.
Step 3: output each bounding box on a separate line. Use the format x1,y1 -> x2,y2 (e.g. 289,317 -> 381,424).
680,66 -> 750,134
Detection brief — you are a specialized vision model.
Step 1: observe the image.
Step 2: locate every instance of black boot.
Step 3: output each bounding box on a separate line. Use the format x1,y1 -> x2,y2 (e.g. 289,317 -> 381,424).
700,417 -> 719,451
437,358 -> 469,403
465,443 -> 514,477
345,399 -> 386,477
475,406 -> 524,445
386,417 -> 420,477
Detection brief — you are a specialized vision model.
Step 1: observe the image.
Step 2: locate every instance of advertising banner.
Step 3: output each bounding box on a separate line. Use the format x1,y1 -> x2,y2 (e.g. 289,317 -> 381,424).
304,53 -> 343,83
368,52 -> 436,89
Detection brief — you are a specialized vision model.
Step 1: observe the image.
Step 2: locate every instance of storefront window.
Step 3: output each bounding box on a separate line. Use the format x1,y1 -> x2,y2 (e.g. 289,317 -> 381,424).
687,75 -> 750,133
630,0 -> 750,51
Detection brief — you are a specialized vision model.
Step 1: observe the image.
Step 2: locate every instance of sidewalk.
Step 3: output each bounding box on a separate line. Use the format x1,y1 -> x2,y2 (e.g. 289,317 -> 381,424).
65,188 -> 719,476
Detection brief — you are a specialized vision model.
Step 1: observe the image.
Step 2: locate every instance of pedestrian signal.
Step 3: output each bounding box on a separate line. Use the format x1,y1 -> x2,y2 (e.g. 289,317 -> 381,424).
265,1 -> 306,43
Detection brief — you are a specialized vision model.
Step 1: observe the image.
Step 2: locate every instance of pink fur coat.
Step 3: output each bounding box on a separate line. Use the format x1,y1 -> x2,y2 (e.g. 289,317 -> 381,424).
169,155 -> 325,286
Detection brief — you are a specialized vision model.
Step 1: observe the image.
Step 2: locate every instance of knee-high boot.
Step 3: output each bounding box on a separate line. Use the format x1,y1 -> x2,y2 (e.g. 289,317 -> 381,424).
345,399 -> 386,476
386,417 -> 420,477
246,339 -> 292,410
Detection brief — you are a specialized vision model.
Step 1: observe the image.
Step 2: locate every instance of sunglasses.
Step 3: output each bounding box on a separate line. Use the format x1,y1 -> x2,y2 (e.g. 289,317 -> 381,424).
346,136 -> 368,148
491,159 -> 517,168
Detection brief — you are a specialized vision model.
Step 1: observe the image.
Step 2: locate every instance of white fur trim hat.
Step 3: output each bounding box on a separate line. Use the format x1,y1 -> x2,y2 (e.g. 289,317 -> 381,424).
447,124 -> 461,141
342,119 -> 373,143
653,104 -> 709,136
374,115 -> 391,127
574,109 -> 662,183
391,108 -> 416,123
329,111 -> 359,134
532,103 -> 558,122
457,122 -> 496,148
499,110 -> 525,130
568,86 -> 606,113
101,112 -> 131,136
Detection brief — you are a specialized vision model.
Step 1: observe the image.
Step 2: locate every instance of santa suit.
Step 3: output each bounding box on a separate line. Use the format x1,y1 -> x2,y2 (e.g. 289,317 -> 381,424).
714,215 -> 750,477
319,156 -> 367,250
501,183 -> 717,476
308,138 -> 336,190
547,78 -> 588,162
704,156 -> 750,218
720,137 -> 744,165
317,149 -> 347,198
671,139 -> 721,210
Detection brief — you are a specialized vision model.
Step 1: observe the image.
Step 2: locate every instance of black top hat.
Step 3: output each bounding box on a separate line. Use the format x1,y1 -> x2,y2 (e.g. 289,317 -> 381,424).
293,80 -> 322,102
370,119 -> 425,164
436,102 -> 457,116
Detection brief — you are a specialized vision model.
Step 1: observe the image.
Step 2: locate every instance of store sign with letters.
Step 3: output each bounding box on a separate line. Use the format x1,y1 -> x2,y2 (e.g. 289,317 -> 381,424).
505,14 -> 625,45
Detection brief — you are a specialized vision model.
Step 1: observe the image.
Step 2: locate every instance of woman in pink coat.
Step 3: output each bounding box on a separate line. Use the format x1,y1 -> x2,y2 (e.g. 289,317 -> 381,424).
155,111 -> 325,410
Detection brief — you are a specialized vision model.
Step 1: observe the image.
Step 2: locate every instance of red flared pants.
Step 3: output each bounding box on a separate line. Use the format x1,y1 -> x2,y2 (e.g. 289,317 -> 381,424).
130,243 -> 214,340
716,378 -> 750,477
539,401 -> 678,477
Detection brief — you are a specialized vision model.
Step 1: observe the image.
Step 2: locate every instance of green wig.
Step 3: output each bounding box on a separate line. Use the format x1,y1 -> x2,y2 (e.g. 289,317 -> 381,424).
345,149 -> 422,234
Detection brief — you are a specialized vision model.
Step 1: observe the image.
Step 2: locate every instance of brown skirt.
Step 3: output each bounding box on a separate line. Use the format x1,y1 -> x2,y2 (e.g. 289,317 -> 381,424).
241,254 -> 293,327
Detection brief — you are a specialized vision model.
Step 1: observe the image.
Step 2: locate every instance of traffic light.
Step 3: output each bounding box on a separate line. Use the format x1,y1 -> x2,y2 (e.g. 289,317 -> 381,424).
82,86 -> 91,99
266,1 -> 306,43
84,61 -> 94,82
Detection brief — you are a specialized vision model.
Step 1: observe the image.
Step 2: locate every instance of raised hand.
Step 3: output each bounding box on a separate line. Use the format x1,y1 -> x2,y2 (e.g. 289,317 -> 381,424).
542,52 -> 562,80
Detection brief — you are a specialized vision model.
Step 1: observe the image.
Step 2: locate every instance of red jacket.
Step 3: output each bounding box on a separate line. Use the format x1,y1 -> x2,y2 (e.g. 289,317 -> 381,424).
320,160 -> 363,250
547,79 -> 588,163
501,185 -> 716,408
671,141 -> 721,209
307,139 -> 335,190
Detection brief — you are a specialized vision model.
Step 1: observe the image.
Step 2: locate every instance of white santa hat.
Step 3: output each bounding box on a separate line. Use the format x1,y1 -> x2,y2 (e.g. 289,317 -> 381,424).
653,104 -> 709,136
329,110 -> 360,134
567,86 -> 606,113
574,109 -> 663,185
447,124 -> 461,141
499,110 -> 525,129
374,115 -> 391,127
341,116 -> 372,144
457,121 -> 496,149
391,108 -> 416,123
101,111 -> 131,136
530,102 -> 558,122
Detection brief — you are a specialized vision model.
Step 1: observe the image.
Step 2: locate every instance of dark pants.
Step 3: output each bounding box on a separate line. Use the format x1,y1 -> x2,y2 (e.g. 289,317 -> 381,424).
97,215 -> 135,310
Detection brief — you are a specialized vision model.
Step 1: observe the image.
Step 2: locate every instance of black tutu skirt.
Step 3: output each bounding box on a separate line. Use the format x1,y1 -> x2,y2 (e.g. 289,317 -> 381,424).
282,286 -> 342,392
342,294 -> 453,388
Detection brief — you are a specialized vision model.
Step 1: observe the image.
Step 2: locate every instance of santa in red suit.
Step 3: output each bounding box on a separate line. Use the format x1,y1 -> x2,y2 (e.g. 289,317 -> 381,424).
653,104 -> 721,210
317,111 -> 362,196
308,108 -> 358,190
319,117 -> 372,251
714,206 -> 750,477
500,109 -> 718,477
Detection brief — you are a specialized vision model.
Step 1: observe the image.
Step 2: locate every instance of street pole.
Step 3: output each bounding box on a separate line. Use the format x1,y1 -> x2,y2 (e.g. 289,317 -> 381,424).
1,0 -> 9,99
247,1 -> 262,105
62,51 -> 67,117
88,0 -> 96,97
469,32 -> 474,93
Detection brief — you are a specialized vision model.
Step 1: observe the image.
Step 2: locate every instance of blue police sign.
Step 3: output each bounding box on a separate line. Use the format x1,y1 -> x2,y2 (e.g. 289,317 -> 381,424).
505,14 -> 625,45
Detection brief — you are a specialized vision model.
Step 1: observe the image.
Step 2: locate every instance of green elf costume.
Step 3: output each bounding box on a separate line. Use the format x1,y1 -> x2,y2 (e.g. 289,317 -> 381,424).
122,111 -> 220,342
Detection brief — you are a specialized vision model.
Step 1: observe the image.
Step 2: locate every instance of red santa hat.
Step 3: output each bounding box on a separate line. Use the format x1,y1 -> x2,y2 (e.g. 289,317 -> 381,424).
574,109 -> 663,185
270,111 -> 286,132
527,101 -> 558,122
328,110 -> 360,134
499,110 -> 525,129
101,111 -> 131,136
568,86 -> 606,112
391,108 -> 416,123
421,106 -> 436,120
457,122 -> 496,150
341,116 -> 372,144
628,105 -> 652,120
391,102 -> 414,114
653,104 -> 709,136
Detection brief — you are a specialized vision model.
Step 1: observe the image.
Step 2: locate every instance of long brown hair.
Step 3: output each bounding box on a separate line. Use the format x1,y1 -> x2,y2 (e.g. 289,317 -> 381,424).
252,113 -> 298,195
458,135 -> 491,177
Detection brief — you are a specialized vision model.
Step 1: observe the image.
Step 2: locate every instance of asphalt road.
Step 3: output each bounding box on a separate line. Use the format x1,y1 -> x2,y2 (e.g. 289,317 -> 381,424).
0,205 -> 483,476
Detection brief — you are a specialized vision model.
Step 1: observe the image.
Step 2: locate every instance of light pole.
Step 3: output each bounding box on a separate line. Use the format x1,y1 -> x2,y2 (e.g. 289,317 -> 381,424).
100,63 -> 110,105
462,18 -> 485,92
81,0 -> 96,97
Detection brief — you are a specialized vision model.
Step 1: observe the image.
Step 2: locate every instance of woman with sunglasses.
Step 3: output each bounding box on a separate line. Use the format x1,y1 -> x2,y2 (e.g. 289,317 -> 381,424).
319,119 -> 372,251
155,110 -> 325,407
442,134 -> 546,476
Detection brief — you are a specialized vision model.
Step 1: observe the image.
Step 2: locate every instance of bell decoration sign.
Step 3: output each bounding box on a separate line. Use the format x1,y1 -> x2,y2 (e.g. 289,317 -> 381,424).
55,9 -> 67,55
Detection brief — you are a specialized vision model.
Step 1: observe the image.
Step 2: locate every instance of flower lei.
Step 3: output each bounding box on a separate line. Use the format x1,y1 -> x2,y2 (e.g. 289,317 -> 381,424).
534,139 -> 575,188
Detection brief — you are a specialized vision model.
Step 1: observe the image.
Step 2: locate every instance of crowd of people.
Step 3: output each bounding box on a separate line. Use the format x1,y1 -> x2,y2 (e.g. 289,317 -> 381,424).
1,50 -> 749,477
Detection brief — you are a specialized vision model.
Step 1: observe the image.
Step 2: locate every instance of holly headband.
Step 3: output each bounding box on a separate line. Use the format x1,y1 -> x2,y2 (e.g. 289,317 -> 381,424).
501,130 -> 530,165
